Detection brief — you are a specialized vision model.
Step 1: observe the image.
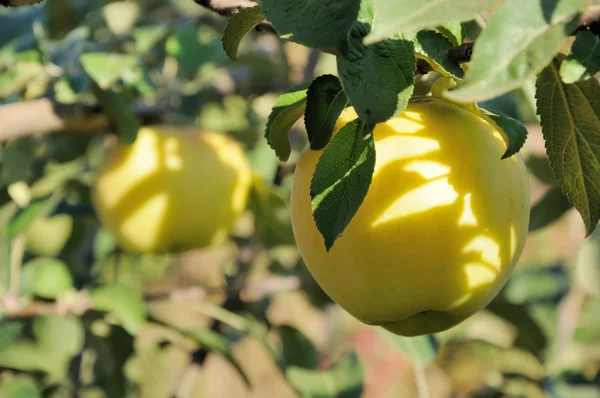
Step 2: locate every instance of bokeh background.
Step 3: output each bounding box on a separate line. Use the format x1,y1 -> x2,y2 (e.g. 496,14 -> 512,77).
0,1 -> 598,397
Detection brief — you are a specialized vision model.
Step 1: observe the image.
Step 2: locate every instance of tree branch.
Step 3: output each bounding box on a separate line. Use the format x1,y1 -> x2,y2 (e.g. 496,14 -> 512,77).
0,98 -> 165,143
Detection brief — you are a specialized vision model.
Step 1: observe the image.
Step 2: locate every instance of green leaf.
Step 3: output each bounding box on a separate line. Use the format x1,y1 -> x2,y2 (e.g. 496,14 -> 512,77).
310,119 -> 375,251
221,6 -> 264,61
409,30 -> 464,79
305,74 -> 348,150
1,137 -> 36,186
480,108 -> 529,159
249,177 -> 295,247
265,83 -> 309,162
80,52 -> 137,89
337,24 -> 415,127
375,328 -> 438,366
0,316 -> 84,383
20,257 -> 73,299
91,284 -> 147,335
8,193 -> 62,239
526,154 -> 556,185
529,185 -> 573,232
90,82 -> 139,144
560,30 -> 600,84
260,0 -> 361,54
133,24 -> 169,54
446,0 -> 585,103
279,325 -> 320,369
436,22 -> 464,46
0,376 -> 41,398
365,0 -> 497,45
286,352 -> 364,398
487,297 -> 548,359
535,55 -> 600,236
180,327 -> 250,385
573,227 -> 600,297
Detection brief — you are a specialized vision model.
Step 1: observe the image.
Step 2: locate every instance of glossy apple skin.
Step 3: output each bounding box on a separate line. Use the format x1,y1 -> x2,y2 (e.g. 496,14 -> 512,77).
290,99 -> 530,336
92,126 -> 252,253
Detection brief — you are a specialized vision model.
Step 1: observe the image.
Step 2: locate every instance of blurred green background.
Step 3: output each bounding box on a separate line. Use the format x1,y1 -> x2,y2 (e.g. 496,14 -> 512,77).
0,1 -> 598,397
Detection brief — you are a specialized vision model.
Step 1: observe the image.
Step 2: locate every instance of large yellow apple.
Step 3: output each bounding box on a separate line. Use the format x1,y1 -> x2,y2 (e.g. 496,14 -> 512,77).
290,98 -> 530,336
91,126 -> 252,253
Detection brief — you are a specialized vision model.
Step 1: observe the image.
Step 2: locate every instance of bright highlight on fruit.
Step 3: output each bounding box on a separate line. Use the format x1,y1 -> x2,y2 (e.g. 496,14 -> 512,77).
290,99 -> 531,337
92,126 -> 252,253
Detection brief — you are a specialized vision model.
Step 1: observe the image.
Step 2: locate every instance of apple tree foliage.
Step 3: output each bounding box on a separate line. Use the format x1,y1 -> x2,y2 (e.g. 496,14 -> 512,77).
0,0 -> 597,397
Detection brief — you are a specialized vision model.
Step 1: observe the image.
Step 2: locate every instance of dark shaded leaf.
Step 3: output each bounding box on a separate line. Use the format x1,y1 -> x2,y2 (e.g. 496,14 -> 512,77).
560,30 -> 600,84
260,0 -> 361,54
529,185 -> 574,232
305,74 -> 348,150
311,119 -> 375,251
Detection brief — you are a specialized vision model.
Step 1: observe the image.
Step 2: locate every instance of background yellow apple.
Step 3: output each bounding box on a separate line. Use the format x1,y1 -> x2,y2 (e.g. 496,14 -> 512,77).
290,99 -> 531,337
92,126 -> 253,253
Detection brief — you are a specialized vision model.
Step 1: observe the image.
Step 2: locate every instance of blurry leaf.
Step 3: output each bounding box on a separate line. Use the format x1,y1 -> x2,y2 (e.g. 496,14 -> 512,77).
560,31 -> 600,84
305,74 -> 348,150
574,228 -> 600,297
30,158 -> 85,198
437,22 -> 464,46
1,137 -> 36,185
198,96 -> 250,132
166,24 -> 222,79
93,228 -> 117,266
7,192 -> 62,239
536,55 -> 600,236
365,0 -> 497,44
376,329 -> 438,366
181,328 -> 250,385
504,266 -> 569,304
447,0 -> 585,102
260,0 -> 361,54
250,175 -> 295,247
554,382 -> 600,398
90,82 -> 139,144
529,185 -> 573,232
0,238 -> 11,289
87,324 -> 135,398
409,30 -> 464,79
221,5 -> 264,61
0,315 -> 84,383
81,52 -> 137,89
286,351 -> 364,398
265,83 -> 309,162
0,376 -> 41,398
45,0 -> 84,40
0,61 -> 43,99
133,24 -> 169,54
479,108 -> 529,159
573,299 -> 600,343
91,284 -> 147,335
526,154 -> 556,185
337,24 -> 415,127
0,322 -> 24,351
20,257 -> 73,299
279,325 -> 319,369
487,298 -> 548,359
103,1 -> 140,36
310,119 -> 375,251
